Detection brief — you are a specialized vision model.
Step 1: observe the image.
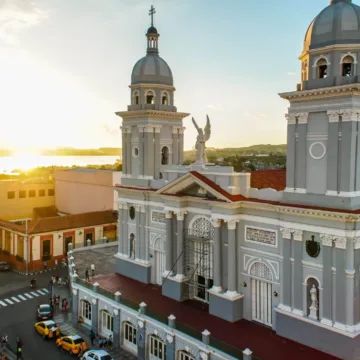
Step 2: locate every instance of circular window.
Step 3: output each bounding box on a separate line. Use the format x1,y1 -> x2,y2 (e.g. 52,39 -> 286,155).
309,142 -> 326,160
129,206 -> 135,220
132,147 -> 139,158
306,236 -> 321,258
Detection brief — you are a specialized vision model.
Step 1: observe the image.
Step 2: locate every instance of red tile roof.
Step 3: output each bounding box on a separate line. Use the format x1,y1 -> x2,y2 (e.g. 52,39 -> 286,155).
250,169 -> 286,191
33,206 -> 59,221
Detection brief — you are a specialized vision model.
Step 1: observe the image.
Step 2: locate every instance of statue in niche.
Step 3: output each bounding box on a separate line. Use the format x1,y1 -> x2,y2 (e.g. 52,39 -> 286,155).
308,284 -> 318,320
192,115 -> 211,164
129,234 -> 135,259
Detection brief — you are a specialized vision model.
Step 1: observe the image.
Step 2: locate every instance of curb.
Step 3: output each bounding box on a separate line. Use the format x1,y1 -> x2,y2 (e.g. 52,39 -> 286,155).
13,267 -> 65,276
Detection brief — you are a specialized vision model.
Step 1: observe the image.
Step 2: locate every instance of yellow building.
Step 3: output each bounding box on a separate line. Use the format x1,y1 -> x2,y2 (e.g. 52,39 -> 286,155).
0,180 -> 55,222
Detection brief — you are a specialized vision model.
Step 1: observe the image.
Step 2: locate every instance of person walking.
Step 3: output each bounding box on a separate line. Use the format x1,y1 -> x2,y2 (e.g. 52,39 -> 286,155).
89,329 -> 95,346
55,259 -> 58,268
44,260 -> 47,271
85,269 -> 90,282
91,263 -> 95,277
16,346 -> 22,360
1,335 -> 7,349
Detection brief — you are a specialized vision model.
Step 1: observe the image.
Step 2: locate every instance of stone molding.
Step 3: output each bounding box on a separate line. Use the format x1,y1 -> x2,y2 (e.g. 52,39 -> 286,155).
165,211 -> 173,219
116,110 -> 190,120
175,211 -> 187,221
285,112 -> 309,124
320,234 -> 333,247
226,220 -> 238,230
334,237 -> 347,249
354,237 -> 360,250
172,126 -> 186,134
340,52 -> 358,65
280,228 -> 303,241
280,227 -> 292,239
293,230 -> 303,241
120,125 -> 132,133
211,218 -> 222,228
312,54 -> 331,68
118,202 -> 127,210
327,109 -> 360,122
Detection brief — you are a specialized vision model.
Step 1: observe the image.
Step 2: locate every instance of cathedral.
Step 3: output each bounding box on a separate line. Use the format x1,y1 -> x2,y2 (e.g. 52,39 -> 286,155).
114,1 -> 360,358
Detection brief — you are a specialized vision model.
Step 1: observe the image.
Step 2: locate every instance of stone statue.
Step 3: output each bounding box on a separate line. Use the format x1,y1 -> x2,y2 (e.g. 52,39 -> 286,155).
192,115 -> 211,164
308,284 -> 318,320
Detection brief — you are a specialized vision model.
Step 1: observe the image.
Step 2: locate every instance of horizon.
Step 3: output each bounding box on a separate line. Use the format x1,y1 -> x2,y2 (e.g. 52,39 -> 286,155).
0,0 -> 327,151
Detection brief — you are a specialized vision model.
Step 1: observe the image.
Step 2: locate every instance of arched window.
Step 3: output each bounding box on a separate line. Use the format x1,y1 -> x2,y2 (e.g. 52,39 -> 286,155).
189,216 -> 214,240
249,261 -> 273,281
178,350 -> 195,360
80,300 -> 92,324
123,321 -> 137,352
129,233 -> 135,259
161,92 -> 168,105
149,335 -> 166,360
342,55 -> 354,77
133,91 -> 139,105
161,146 -> 169,165
317,58 -> 328,79
100,310 -> 113,335
146,90 -> 155,104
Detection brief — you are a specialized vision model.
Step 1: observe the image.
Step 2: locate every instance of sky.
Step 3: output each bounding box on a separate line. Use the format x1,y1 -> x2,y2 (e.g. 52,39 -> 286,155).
0,0 -> 329,151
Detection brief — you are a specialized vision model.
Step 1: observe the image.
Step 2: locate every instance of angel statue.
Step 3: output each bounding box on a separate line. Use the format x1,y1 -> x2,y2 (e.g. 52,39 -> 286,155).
192,115 -> 211,164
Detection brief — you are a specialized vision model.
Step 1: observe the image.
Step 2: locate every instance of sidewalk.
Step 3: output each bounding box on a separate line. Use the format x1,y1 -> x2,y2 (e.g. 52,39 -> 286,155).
53,286 -> 135,360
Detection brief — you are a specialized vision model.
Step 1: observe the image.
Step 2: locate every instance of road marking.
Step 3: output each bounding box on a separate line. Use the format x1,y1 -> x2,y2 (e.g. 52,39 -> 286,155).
11,297 -> 20,303
4,299 -> 14,305
24,293 -> 33,299
0,300 -> 7,306
37,290 -> 45,295
18,295 -> 27,301
30,292 -> 39,297
42,288 -> 49,293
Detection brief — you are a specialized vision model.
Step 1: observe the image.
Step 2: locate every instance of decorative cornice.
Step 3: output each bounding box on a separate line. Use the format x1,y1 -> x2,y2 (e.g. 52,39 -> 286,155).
285,112 -> 308,124
115,110 -> 190,120
165,211 -> 173,219
129,83 -> 176,91
172,126 -> 186,134
175,211 -> 187,221
342,109 -> 360,122
320,234 -> 333,247
120,126 -> 132,133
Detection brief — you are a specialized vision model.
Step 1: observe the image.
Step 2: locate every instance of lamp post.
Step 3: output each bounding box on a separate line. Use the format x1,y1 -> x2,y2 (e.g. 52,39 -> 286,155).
25,219 -> 29,275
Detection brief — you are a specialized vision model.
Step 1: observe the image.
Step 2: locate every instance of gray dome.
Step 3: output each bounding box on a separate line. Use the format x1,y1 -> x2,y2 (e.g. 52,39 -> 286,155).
304,0 -> 360,51
131,54 -> 173,86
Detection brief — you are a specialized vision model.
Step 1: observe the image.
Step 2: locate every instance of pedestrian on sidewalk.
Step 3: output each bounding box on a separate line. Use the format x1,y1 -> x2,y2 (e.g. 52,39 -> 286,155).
98,337 -> 103,349
89,329 -> 95,346
55,259 -> 58,268
91,263 -> 95,277
1,335 -> 7,349
16,346 -> 22,360
108,334 -> 113,350
44,260 -> 47,271
85,269 -> 90,282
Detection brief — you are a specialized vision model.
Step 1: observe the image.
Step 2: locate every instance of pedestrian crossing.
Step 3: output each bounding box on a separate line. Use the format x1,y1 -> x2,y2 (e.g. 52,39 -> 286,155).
0,288 -> 48,307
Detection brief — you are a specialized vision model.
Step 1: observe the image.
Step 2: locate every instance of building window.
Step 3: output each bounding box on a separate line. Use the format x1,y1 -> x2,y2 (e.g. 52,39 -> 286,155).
39,189 -> 45,197
29,190 -> 36,198
64,236 -> 73,254
42,239 -> 51,261
317,58 -> 328,79
161,146 -> 169,165
161,92 -> 168,105
342,55 -> 354,77
149,335 -> 166,360
133,91 -> 139,105
48,189 -> 55,196
100,310 -> 113,335
132,147 -> 139,158
129,233 -> 135,259
123,322 -> 137,352
146,90 -> 155,104
7,191 -> 15,199
17,236 -> 24,258
19,191 -> 26,199
129,206 -> 135,220
81,300 -> 92,323
178,351 -> 195,360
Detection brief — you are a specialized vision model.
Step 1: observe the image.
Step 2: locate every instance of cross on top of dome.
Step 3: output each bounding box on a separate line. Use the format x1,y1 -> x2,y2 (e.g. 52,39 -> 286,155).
149,5 -> 155,27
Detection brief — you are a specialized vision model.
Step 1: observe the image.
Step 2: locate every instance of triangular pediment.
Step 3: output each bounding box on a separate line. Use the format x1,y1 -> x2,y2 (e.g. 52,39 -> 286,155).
156,172 -> 231,202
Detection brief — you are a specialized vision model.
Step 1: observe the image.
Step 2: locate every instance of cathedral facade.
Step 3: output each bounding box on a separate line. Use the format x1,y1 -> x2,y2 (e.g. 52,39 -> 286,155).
115,1 -> 360,358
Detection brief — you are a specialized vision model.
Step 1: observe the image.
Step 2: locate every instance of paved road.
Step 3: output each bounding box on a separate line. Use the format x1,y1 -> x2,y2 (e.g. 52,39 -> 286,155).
0,267 -> 74,360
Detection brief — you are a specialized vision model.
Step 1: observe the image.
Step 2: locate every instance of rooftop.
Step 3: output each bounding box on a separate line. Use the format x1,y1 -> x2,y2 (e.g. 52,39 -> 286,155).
72,245 -> 339,360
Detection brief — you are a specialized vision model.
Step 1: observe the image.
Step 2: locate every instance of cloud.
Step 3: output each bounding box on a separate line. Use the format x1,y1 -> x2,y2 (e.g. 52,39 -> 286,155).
0,0 -> 47,45
287,72 -> 297,76
243,112 -> 266,120
206,104 -> 224,111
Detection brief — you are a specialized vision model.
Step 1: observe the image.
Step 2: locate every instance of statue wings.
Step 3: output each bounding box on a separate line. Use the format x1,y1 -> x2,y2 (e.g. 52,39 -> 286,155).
192,117 -> 201,134
204,115 -> 211,142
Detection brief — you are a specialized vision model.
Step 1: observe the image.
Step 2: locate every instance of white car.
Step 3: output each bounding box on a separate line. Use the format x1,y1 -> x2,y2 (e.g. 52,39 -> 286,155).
82,349 -> 114,360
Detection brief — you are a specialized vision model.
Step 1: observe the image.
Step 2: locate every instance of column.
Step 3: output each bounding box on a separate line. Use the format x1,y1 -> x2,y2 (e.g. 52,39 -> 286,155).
320,234 -> 333,326
226,220 -> 238,296
121,126 -> 127,174
137,126 -> 145,177
135,205 -> 141,261
292,230 -> 303,313
154,126 -> 161,178
294,113 -> 308,192
172,127 -> 179,165
117,203 -> 124,254
71,288 -> 78,327
91,298 -> 99,333
113,309 -> 120,349
165,211 -> 173,275
123,204 -> 129,257
285,114 -> 296,191
175,211 -> 186,279
279,228 -> 292,311
326,110 -> 340,194
345,237 -> 355,329
334,237 -> 347,328
211,218 -> 222,292
140,206 -> 146,261
178,127 -> 185,165
126,127 -> 132,176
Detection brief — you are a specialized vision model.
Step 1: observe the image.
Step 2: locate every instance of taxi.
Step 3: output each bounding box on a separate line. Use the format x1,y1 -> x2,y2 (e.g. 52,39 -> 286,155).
34,320 -> 60,339
56,335 -> 88,355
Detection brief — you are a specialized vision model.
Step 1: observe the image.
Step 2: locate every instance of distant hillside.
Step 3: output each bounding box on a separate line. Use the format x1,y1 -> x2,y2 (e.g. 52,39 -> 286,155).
39,148 -> 122,156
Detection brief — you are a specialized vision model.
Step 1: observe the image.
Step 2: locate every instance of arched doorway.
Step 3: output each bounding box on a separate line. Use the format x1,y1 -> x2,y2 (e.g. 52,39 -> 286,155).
250,261 -> 273,326
154,237 -> 166,285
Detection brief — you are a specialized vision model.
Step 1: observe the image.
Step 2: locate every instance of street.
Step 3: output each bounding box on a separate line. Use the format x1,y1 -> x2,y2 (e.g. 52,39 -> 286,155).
0,267 -> 74,360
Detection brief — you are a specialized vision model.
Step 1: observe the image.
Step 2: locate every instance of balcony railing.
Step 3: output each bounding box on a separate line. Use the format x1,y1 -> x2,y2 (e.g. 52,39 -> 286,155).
73,238 -> 117,249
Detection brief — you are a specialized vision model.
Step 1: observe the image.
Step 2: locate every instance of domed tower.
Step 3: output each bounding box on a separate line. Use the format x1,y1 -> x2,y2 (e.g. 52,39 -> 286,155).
116,6 -> 189,187
280,0 -> 360,210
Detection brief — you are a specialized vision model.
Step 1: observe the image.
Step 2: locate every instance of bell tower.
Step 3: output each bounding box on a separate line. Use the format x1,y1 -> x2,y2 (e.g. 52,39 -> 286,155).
116,6 -> 189,188
280,0 -> 360,210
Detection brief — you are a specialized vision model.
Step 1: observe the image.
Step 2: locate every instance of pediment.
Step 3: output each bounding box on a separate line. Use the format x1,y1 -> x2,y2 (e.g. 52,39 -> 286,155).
156,172 -> 231,202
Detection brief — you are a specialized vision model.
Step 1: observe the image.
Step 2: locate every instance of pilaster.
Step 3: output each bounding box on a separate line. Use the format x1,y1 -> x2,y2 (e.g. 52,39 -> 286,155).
175,211 -> 187,279
121,126 -> 128,174
211,218 -> 222,292
292,229 -> 303,312
118,203 -> 124,255
113,309 -> 120,349
226,220 -> 238,297
140,206 -> 146,261
334,237 -> 347,327
165,211 -> 173,275
295,113 -> 308,192
143,126 -> 154,178
123,203 -> 129,257
320,234 -> 333,324
71,288 -> 78,327
178,127 -> 185,164
135,205 -> 141,261
91,297 -> 99,333
280,228 -> 292,310
137,126 -> 145,176
125,126 -> 132,176
172,127 -> 179,165
285,114 -> 296,191
345,237 -> 355,329
326,111 -> 340,194
154,125 -> 161,178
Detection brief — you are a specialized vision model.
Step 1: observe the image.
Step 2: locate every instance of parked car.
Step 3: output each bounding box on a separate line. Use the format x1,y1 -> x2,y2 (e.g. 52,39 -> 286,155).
37,304 -> 53,320
34,320 -> 60,339
82,350 -> 113,360
56,335 -> 88,355
0,261 -> 10,271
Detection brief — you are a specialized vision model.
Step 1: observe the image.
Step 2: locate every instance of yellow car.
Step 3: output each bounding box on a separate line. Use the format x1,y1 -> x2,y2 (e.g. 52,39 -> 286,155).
34,320 -> 60,339
56,335 -> 88,355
